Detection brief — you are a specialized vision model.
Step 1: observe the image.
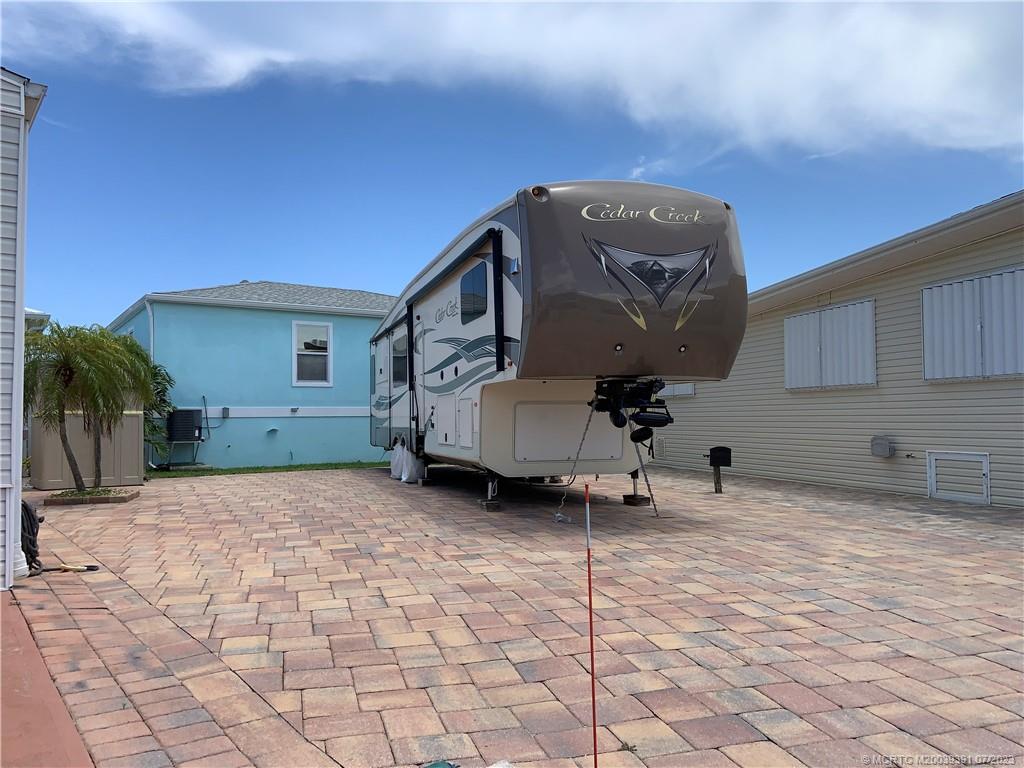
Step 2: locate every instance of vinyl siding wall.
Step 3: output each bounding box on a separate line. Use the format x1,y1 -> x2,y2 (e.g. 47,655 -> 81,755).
655,228 -> 1024,508
0,76 -> 24,588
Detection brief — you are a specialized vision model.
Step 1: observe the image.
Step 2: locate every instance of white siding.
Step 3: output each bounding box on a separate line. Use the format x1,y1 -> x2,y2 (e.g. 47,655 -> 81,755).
655,229 -> 1024,508
0,75 -> 24,589
1,113 -> 18,480
0,79 -> 22,112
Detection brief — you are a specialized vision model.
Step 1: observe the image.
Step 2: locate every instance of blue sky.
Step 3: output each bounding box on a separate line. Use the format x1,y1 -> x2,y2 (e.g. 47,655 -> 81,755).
4,2 -> 1022,326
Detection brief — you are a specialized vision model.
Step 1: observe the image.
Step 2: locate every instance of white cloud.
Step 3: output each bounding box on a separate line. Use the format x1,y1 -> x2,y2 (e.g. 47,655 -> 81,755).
629,141 -> 735,180
4,2 -> 1021,154
630,157 -> 651,181
36,115 -> 76,131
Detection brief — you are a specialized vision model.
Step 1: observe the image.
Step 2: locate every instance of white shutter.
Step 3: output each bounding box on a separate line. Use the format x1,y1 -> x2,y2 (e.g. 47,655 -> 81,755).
979,268 -> 1024,376
923,268 -> 1021,380
786,300 -> 876,389
820,300 -> 876,387
784,311 -> 821,389
923,279 -> 982,379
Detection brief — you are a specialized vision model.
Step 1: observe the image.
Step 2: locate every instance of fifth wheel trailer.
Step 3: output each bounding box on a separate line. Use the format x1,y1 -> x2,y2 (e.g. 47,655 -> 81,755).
370,180 -> 747,491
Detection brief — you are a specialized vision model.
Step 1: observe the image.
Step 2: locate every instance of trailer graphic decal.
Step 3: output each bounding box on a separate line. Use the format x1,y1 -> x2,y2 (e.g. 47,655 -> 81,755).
425,334 -> 521,375
372,391 -> 406,411
423,361 -> 495,395
584,235 -> 717,332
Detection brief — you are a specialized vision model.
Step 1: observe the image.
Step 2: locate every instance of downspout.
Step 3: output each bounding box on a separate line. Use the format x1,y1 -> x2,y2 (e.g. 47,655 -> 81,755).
145,298 -> 155,358
144,298 -> 155,468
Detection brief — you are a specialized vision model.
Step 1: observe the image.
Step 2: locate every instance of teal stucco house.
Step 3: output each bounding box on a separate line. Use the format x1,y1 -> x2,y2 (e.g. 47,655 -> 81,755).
109,281 -> 396,467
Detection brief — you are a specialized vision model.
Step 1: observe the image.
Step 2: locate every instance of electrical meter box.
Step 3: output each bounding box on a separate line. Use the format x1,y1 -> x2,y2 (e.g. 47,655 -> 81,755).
871,436 -> 895,458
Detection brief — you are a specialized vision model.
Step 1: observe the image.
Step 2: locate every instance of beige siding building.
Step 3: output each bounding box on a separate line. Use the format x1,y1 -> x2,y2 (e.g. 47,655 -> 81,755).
1,69 -> 45,589
656,192 -> 1024,508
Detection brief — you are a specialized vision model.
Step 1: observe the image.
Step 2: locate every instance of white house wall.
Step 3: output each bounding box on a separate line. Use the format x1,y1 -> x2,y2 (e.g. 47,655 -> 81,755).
0,103 -> 20,482
655,228 -> 1024,507
0,74 -> 25,588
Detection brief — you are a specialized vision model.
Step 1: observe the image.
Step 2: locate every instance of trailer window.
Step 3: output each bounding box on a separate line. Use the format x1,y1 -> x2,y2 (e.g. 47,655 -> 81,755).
461,262 -> 488,324
392,335 -> 408,386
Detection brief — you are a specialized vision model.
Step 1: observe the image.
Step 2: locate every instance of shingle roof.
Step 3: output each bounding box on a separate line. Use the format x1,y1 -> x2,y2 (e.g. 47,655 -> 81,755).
154,280 -> 397,313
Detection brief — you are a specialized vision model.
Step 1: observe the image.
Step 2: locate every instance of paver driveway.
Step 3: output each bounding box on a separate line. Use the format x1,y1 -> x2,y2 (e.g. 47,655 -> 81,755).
14,467 -> 1024,768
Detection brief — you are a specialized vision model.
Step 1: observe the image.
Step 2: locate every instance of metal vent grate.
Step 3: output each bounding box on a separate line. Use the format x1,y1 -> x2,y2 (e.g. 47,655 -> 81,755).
655,437 -> 666,458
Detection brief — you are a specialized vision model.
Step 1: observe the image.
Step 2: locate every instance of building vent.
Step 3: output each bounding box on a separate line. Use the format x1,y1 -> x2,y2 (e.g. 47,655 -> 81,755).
655,437 -> 666,459
927,451 -> 990,505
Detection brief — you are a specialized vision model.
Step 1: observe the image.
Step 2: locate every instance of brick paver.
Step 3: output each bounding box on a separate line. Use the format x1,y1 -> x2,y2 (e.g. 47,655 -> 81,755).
15,466 -> 1023,767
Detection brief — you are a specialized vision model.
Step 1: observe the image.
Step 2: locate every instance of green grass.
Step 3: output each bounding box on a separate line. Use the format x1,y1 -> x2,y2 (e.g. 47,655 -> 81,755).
147,461 -> 388,479
52,486 -> 135,498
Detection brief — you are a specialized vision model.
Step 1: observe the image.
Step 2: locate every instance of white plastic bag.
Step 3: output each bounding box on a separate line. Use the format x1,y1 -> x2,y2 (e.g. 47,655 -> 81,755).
389,440 -> 405,479
401,449 -> 424,484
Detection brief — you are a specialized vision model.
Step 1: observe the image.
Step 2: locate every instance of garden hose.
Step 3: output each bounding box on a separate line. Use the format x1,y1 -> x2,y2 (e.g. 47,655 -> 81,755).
21,500 -> 101,575
41,564 -> 100,573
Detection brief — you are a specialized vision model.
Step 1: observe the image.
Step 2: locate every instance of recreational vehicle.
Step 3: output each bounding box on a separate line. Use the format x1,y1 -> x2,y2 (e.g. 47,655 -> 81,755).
370,180 -> 747,499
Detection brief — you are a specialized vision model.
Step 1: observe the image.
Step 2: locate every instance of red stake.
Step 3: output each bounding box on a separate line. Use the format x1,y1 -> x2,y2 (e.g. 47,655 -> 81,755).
585,483 -> 598,768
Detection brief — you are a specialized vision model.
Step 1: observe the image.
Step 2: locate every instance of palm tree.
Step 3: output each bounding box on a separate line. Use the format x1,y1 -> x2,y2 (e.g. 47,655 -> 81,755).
82,329 -> 154,488
24,324 -> 124,491
144,362 -> 175,462
24,323 -> 158,492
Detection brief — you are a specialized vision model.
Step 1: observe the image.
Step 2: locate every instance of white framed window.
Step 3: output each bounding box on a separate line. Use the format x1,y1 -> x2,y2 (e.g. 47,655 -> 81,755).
784,299 -> 876,389
661,383 -> 695,397
922,267 -> 1023,380
293,321 -> 332,387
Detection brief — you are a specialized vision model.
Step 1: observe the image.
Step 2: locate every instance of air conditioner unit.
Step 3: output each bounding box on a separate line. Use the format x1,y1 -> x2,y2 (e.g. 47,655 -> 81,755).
167,409 -> 202,442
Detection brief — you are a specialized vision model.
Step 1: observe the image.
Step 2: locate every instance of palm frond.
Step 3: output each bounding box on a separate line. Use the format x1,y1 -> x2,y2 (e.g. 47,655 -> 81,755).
24,321 -> 174,453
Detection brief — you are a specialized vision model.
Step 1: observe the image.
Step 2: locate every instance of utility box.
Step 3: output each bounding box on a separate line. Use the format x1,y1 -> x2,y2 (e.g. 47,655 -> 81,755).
709,446 -> 732,468
871,436 -> 895,458
31,413 -> 144,490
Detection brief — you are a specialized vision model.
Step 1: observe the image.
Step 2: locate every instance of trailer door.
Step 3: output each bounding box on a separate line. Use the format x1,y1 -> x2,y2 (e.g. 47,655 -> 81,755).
390,329 -> 410,445
371,338 -> 391,447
